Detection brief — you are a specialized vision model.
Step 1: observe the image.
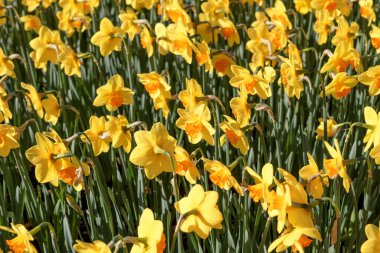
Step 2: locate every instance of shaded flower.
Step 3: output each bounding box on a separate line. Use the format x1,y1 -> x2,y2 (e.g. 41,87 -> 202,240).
321,72 -> 357,99
4,224 -> 37,253
315,118 -> 340,140
174,145 -> 200,184
106,115 -> 132,153
73,240 -> 111,253
220,115 -> 249,155
358,65 -> 380,96
82,116 -> 111,156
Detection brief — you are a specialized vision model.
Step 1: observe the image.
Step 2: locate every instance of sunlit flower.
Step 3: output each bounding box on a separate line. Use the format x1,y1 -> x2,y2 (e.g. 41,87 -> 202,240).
358,66 -> 380,96
126,0 -> 156,10
93,74 -> 134,112
21,82 -> 44,119
202,158 -> 244,196
0,124 -> 20,157
176,104 -> 215,145
91,18 -> 124,57
137,71 -> 171,118
313,10 -> 333,45
41,94 -> 60,125
299,153 -> 329,199
230,65 -> 272,99
25,132 -> 67,185
0,86 -> 12,122
4,224 -> 37,253
140,26 -> 154,57
192,41 -> 213,72
315,118 -> 340,140
106,115 -> 132,153
82,116 -> 111,156
220,115 -> 249,155
267,183 -> 291,233
130,208 -> 166,253
278,42 -> 304,99
361,222 -> 380,253
166,22 -> 194,64
321,72 -> 358,99
0,48 -> 15,78
59,45 -> 82,77
22,0 -> 54,12
20,15 -> 42,33
119,9 -> 141,41
73,240 -> 111,253
363,106 -> 380,152
129,122 -> 176,179
178,78 -> 205,110
29,26 -> 63,68
211,52 -> 236,77
324,139 -> 351,192
218,18 -> 240,47
359,0 -> 376,26
230,86 -> 251,127
331,16 -> 359,48
369,144 -> 380,165
268,224 -> 321,253
320,44 -> 363,74
246,163 -> 273,209
0,0 -> 5,26
294,0 -> 312,14
174,184 -> 223,239
369,25 -> 380,53
174,145 -> 200,184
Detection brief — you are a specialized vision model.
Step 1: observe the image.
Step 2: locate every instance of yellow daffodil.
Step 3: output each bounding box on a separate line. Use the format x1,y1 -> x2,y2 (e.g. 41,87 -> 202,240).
359,0 -> 376,26
193,41 -> 213,72
294,0 -> 312,14
0,0 -> 5,26
311,0 -> 352,17
3,224 -> 37,253
267,183 -> 291,233
358,66 -> 380,96
278,42 -> 304,99
369,144 -> 380,164
106,115 -> 132,153
129,122 -> 176,179
220,115 -> 249,155
321,44 -> 363,74
73,240 -> 111,253
25,132 -> 67,185
230,86 -> 251,128
246,163 -> 273,210
0,124 -> 20,157
299,153 -> 329,199
202,158 -> 244,196
324,139 -> 351,192
313,10 -> 333,45
0,86 -> 12,122
57,11 -> 91,37
268,224 -> 321,253
20,15 -> 42,33
331,16 -> 359,48
22,0 -> 54,12
218,18 -> 240,47
59,159 -> 90,191
29,26 -> 63,68
174,145 -> 200,184
361,222 -> 380,253
137,71 -> 171,118
230,65 -> 272,99
59,45 -> 82,77
174,184 -> 223,239
315,118 -> 340,140
119,9 -> 141,41
178,78 -> 205,110
321,72 -> 358,99
130,208 -> 166,253
0,48 -> 15,78
21,82 -> 44,118
82,116 -> 111,156
126,0 -> 155,10
211,52 -> 236,77
140,26 -> 154,57
91,18 -> 124,57
363,106 -> 380,152
266,0 -> 292,30
93,74 -> 134,112
176,104 -> 215,145
369,25 -> 380,53
166,22 -> 194,64
59,0 -> 99,16
41,94 -> 61,125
